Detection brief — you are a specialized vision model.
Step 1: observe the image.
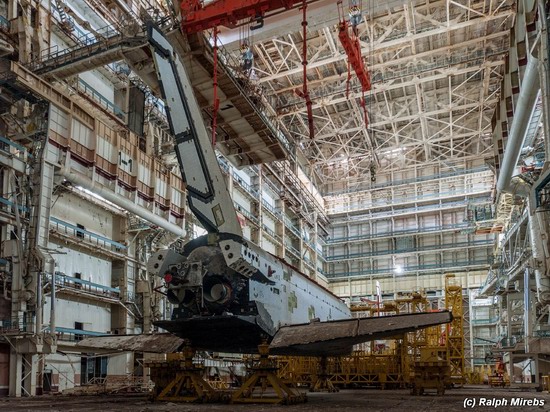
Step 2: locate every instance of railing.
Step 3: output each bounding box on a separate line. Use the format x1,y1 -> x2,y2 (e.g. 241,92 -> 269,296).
534,330 -> 550,338
206,32 -> 293,157
28,23 -> 122,72
479,268 -> 498,294
221,159 -> 306,236
285,243 -> 300,258
303,256 -> 315,269
49,272 -> 120,299
327,258 -> 492,278
326,239 -> 494,262
77,78 -> 125,117
0,134 -> 28,160
282,215 -> 301,237
0,195 -> 27,214
261,198 -> 280,218
121,290 -> 139,304
50,217 -> 127,252
326,185 -> 493,215
471,317 -> 499,325
499,335 -> 524,349
234,202 -> 259,225
0,314 -> 35,334
472,337 -> 498,345
0,15 -> 10,32
330,196 -> 493,223
324,166 -> 491,197
47,326 -> 108,342
327,222 -> 473,244
232,173 -> 259,198
262,224 -> 280,242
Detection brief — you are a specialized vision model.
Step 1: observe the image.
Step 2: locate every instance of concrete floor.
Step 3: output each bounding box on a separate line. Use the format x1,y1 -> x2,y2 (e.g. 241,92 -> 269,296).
1,387 -> 550,412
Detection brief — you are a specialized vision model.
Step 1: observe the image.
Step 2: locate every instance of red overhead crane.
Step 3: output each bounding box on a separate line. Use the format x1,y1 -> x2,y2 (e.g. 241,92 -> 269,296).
338,19 -> 371,93
180,0 -> 316,138
180,0 -> 306,34
337,0 -> 371,127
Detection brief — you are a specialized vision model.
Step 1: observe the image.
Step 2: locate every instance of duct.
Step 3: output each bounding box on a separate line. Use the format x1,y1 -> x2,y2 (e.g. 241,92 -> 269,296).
509,176 -> 532,198
59,168 -> 186,238
34,248 -> 55,336
49,258 -> 55,339
528,199 -> 550,304
496,56 -> 540,195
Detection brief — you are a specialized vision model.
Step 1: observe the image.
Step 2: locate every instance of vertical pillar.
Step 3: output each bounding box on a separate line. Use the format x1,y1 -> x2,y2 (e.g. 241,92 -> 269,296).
538,0 -> 550,165
8,349 -> 22,397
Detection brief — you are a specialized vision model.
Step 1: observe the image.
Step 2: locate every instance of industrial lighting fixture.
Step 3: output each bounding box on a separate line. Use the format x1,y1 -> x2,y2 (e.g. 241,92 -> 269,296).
394,265 -> 404,274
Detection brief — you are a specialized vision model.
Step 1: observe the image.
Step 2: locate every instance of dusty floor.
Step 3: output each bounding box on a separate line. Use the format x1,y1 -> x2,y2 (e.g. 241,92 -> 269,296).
1,386 -> 549,411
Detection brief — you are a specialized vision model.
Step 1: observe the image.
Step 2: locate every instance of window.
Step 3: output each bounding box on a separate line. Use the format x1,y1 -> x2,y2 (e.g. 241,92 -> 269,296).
76,224 -> 85,239
74,321 -> 83,341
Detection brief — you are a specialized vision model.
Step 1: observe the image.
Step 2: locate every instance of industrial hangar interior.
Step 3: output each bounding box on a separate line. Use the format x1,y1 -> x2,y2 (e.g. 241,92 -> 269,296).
0,0 -> 549,408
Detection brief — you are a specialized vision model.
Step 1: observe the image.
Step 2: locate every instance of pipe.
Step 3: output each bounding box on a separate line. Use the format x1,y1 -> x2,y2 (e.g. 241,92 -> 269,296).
59,168 -> 186,238
528,199 -> 550,304
35,268 -> 42,335
49,261 -> 55,339
35,248 -> 55,336
496,56 -> 540,194
509,176 -> 531,198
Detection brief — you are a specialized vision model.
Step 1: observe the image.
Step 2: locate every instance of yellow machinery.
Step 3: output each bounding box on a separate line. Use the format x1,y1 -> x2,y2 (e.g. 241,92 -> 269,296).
410,346 -> 450,395
275,282 -> 466,395
445,274 -> 466,385
276,351 -> 406,389
487,356 -> 509,388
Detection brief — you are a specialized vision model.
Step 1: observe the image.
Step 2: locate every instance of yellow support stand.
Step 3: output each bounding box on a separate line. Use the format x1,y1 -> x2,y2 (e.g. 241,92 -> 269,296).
232,343 -> 306,404
310,357 -> 338,392
148,347 -> 221,403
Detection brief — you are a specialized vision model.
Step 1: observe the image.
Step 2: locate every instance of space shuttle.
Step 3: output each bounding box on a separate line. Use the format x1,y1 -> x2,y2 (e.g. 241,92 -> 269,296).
81,24 -> 452,356
143,24 -> 452,356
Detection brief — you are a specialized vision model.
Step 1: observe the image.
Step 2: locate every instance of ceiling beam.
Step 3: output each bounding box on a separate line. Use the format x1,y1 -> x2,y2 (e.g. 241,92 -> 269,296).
258,8 -> 512,83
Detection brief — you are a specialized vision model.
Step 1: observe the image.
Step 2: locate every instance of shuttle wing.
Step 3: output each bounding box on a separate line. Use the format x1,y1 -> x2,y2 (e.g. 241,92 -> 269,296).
76,333 -> 185,353
77,311 -> 451,356
269,310 -> 453,356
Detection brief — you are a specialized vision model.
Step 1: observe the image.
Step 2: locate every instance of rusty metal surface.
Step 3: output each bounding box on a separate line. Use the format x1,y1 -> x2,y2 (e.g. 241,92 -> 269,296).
269,311 -> 453,356
76,333 -> 185,353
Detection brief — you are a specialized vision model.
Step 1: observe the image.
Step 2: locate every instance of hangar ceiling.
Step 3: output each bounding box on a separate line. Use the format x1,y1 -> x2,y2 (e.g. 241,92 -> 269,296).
218,0 -> 513,184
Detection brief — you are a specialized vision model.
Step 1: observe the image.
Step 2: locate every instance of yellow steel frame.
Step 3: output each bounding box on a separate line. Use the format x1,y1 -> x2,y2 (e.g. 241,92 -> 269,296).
445,274 -> 466,384
271,285 -> 466,393
276,351 -> 406,389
